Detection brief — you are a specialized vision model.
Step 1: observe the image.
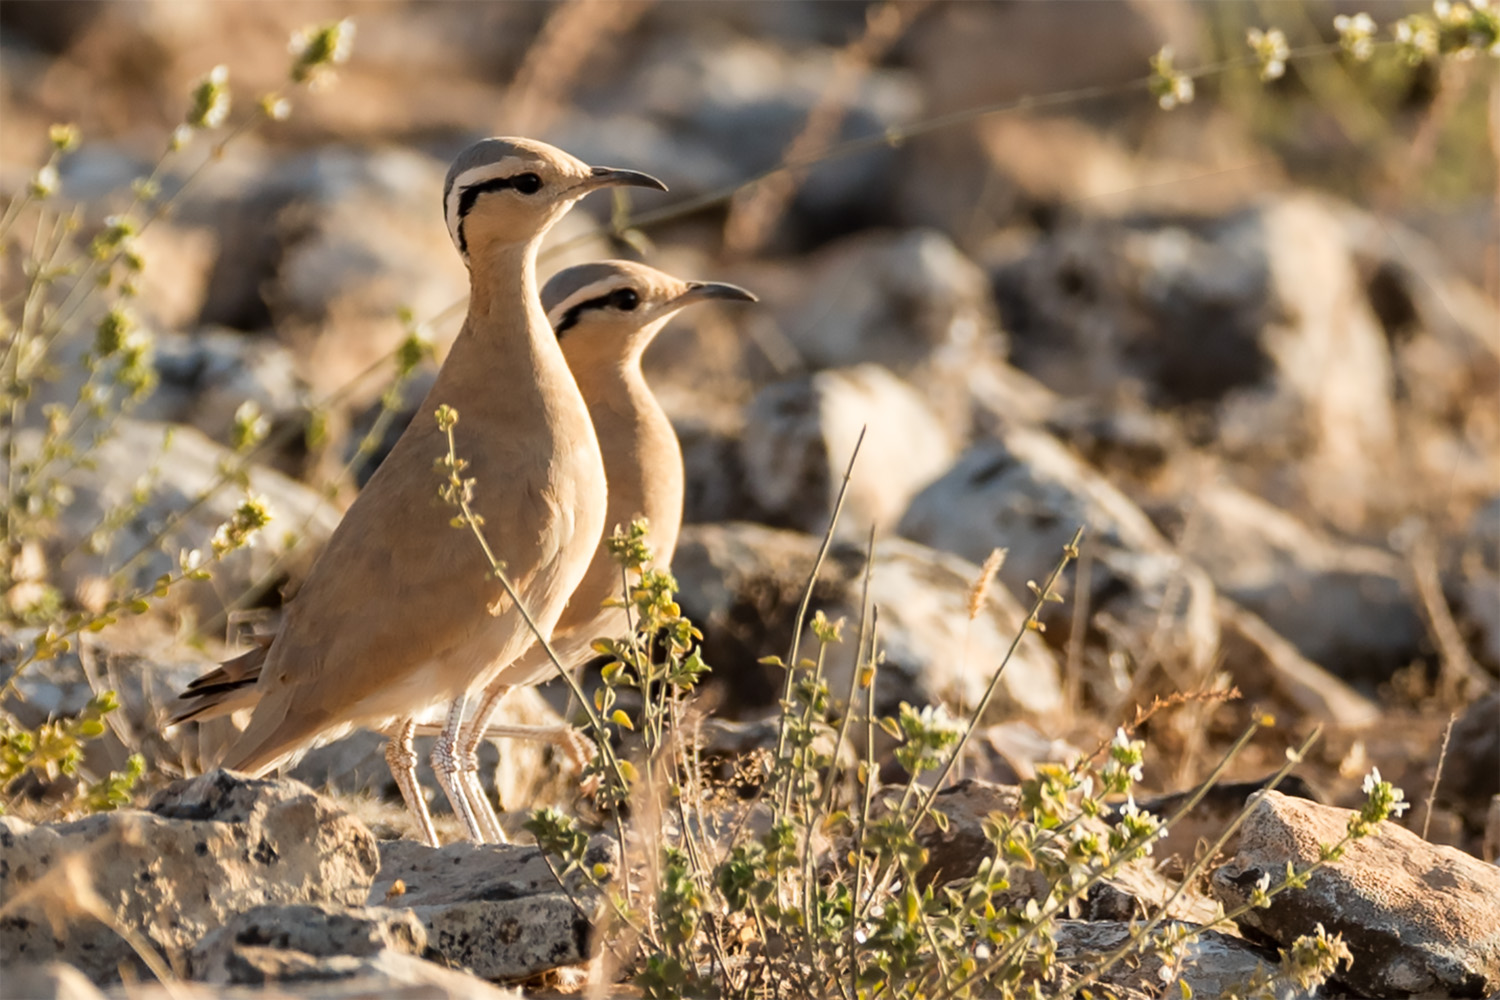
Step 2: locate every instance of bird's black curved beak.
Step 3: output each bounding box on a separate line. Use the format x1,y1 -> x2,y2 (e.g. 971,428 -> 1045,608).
582,165 -> 668,193
673,281 -> 758,306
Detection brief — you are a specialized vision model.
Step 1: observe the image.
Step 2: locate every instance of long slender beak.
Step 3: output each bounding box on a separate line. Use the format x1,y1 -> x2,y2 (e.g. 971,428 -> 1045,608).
580,165 -> 668,193
672,281 -> 758,307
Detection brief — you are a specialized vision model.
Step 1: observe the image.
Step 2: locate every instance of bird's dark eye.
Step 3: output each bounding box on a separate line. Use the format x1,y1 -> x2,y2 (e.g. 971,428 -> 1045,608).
512,173 -> 543,195
610,288 -> 640,311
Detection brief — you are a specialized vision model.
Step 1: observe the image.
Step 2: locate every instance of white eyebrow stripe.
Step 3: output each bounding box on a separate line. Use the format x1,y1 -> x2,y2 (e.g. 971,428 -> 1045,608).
546,278 -> 627,326
443,157 -> 531,251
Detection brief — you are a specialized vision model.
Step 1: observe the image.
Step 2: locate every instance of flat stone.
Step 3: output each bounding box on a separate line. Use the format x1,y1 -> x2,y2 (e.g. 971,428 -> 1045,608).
190,903 -> 426,983
0,771 -> 379,984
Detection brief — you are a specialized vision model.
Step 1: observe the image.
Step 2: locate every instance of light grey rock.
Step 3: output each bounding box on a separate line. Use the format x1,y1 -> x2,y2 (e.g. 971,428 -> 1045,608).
0,963 -> 108,1000
770,230 -> 1007,437
3,418 -> 340,621
990,195 -> 1407,531
1170,481 -> 1423,684
114,951 -> 523,998
1053,920 -> 1313,1000
139,328 -> 310,465
0,771 -> 380,984
673,522 -> 1063,724
589,33 -> 921,241
371,838 -> 598,908
372,839 -> 608,981
412,895 -> 591,983
739,364 -> 956,539
260,148 -> 469,401
190,904 -> 426,984
966,720 -> 1083,785
1213,791 -> 1500,998
899,427 -> 1220,687
1216,599 -> 1380,728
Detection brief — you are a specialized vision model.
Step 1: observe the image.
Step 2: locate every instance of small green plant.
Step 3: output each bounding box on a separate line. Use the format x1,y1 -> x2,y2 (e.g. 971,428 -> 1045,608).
421,410 -> 1414,998
0,18 -> 356,815
0,691 -> 144,816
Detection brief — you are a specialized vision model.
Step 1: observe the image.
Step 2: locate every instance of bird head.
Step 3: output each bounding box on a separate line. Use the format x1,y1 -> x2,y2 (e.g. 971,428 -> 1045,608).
443,138 -> 666,263
542,260 -> 757,361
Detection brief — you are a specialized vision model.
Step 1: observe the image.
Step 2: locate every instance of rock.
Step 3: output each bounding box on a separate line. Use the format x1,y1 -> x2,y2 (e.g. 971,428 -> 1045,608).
1436,690 -> 1500,835
899,427 -> 1220,687
581,33 -> 921,246
1340,209 -> 1500,512
672,522 -> 1063,724
989,195 -> 1405,531
738,364 -> 956,539
1212,791 -> 1500,998
691,716 -> 853,798
770,230 -> 1005,433
0,962 -> 108,1000
965,720 -> 1083,786
1053,920 -> 1307,1000
0,631 -> 214,798
411,895 -> 591,983
170,950 -> 523,997
1133,773 -> 1321,874
1166,481 -> 1423,685
138,328 -> 312,473
1215,598 -> 1381,727
4,418 -> 341,621
0,771 -> 380,984
190,904 -> 426,983
371,837 -> 608,908
372,840 -> 605,981
257,148 -> 468,400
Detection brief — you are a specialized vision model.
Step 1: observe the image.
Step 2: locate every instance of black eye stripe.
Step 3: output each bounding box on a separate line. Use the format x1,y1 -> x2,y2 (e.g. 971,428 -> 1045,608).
555,289 -> 642,337
454,173 -> 541,255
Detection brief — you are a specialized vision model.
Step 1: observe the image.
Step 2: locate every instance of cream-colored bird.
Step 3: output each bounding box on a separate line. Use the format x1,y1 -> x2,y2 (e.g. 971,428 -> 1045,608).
169,138 -> 666,847
455,261 -> 756,841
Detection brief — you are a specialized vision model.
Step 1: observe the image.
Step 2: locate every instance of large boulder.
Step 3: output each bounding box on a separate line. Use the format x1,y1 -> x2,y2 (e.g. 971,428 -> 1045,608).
3,418 -> 340,620
0,771 -> 380,984
738,364 -> 956,540
672,522 -> 1063,724
1168,480 -> 1425,685
373,838 -> 611,981
899,427 -> 1220,688
1213,791 -> 1500,998
188,903 -> 426,984
989,195 -> 1407,531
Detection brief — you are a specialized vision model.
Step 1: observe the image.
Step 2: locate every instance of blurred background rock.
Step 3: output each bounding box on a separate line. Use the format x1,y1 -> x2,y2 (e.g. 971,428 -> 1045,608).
2,0 -> 1496,851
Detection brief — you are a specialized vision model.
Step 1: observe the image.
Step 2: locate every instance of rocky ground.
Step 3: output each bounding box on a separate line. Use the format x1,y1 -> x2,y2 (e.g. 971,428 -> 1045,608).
2,1 -> 1498,996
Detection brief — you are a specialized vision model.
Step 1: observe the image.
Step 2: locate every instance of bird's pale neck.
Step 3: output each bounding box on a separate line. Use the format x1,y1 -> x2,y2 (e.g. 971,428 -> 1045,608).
563,317 -> 668,396
464,240 -> 542,325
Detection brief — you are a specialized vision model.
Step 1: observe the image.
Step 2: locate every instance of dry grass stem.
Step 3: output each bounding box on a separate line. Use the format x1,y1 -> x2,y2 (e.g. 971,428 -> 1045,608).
722,0 -> 931,255
506,0 -> 654,136
1408,530 -> 1492,701
1420,710 -> 1458,842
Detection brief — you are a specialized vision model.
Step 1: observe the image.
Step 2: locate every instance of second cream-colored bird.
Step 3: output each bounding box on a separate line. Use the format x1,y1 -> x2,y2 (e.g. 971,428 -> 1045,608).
455,261 -> 756,841
173,138 -> 666,846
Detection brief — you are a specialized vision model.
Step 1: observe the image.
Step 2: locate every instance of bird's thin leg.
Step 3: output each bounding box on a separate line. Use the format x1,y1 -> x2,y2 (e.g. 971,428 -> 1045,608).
385,717 -> 438,848
432,693 -> 486,842
456,684 -> 510,843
